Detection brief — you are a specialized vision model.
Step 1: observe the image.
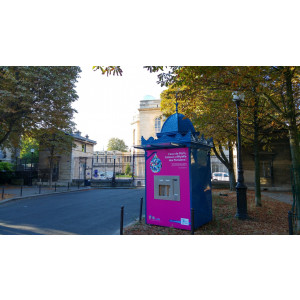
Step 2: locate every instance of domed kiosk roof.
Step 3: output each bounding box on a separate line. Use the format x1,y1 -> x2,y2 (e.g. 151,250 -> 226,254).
158,113 -> 196,137
137,103 -> 213,150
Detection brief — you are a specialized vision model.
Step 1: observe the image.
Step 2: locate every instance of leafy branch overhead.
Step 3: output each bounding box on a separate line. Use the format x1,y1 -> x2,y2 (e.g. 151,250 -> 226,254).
92,66 -> 123,76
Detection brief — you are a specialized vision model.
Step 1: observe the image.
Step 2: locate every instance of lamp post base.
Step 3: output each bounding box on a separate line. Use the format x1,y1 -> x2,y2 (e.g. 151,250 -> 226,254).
235,184 -> 248,220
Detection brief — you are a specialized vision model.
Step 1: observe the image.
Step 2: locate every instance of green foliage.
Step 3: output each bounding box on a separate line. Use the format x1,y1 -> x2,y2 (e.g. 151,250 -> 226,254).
0,66 -> 81,148
37,128 -> 74,155
107,138 -> 128,152
92,66 -> 123,76
125,163 -> 131,175
36,128 -> 75,187
0,161 -> 14,172
20,136 -> 39,161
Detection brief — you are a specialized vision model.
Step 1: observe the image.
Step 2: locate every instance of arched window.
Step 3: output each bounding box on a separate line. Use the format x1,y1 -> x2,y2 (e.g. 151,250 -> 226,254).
155,117 -> 161,133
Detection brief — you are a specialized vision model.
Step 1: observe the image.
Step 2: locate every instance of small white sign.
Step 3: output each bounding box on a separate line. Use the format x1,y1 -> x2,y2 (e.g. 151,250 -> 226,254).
181,218 -> 189,226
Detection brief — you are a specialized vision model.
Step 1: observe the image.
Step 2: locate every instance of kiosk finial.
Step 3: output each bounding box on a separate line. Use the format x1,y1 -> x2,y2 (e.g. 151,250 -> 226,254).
175,91 -> 179,113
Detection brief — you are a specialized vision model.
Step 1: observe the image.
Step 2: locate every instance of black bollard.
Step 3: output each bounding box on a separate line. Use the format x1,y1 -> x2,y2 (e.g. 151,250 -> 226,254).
288,211 -> 293,235
78,181 -> 80,190
120,206 -> 124,235
191,208 -> 195,235
20,185 -> 23,197
68,182 -> 70,191
139,197 -> 143,222
39,184 -> 41,194
55,182 -> 57,192
1,186 -> 4,200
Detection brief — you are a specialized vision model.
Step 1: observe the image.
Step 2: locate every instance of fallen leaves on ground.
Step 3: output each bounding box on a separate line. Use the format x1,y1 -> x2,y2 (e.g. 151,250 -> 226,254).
0,194 -> 16,200
124,190 -> 292,235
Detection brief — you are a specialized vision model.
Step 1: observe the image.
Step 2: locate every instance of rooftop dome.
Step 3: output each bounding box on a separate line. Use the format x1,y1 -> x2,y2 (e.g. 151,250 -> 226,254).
143,95 -> 156,100
157,113 -> 196,137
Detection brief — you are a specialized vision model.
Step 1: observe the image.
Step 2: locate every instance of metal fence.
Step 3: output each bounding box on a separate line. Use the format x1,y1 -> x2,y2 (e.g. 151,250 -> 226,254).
72,153 -> 145,182
0,153 -> 146,186
289,167 -> 299,234
0,158 -> 39,185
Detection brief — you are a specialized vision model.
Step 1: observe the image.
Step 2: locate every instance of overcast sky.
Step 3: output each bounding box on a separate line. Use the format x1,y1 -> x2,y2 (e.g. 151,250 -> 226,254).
73,66 -> 166,151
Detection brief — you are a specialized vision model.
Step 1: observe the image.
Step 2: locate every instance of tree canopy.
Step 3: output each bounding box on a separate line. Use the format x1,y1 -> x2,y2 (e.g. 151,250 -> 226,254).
20,136 -> 39,161
97,66 -> 300,218
0,66 -> 81,149
107,138 -> 128,152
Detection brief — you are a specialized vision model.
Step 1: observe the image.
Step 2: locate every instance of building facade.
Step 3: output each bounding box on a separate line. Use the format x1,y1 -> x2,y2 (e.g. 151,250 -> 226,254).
38,131 -> 97,184
131,95 -> 163,184
0,147 -> 19,163
91,150 -> 132,179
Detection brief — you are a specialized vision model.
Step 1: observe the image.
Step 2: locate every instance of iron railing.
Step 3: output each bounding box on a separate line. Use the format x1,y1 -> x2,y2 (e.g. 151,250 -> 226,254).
289,167 -> 299,234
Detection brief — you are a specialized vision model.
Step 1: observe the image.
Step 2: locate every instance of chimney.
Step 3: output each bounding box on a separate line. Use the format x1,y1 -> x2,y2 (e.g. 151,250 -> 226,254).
85,134 -> 89,139
75,130 -> 81,136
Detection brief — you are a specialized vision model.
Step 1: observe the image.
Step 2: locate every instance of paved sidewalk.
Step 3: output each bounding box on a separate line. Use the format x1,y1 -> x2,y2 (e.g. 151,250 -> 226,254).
261,191 -> 293,205
0,184 -> 93,203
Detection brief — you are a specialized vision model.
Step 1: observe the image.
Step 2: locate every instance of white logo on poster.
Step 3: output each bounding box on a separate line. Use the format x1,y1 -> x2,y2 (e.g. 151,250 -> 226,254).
181,218 -> 189,225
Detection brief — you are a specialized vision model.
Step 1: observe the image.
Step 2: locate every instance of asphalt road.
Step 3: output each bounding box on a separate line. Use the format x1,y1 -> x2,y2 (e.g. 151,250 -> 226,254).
0,188 -> 145,235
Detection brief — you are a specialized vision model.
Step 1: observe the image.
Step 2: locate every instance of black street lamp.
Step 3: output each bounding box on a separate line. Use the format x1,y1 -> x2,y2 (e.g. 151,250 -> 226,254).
131,148 -> 135,182
30,148 -> 35,186
232,92 -> 248,219
112,151 -> 116,185
105,151 -> 107,175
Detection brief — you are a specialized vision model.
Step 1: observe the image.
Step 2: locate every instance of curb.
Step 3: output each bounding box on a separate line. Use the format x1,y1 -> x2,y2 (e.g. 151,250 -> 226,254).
0,186 -> 143,206
0,188 -> 95,205
113,218 -> 144,235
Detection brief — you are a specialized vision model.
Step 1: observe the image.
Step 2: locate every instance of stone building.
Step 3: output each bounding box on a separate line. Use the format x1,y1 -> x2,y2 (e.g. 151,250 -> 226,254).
131,95 -> 163,184
38,131 -> 97,184
0,148 -> 15,163
91,150 -> 132,179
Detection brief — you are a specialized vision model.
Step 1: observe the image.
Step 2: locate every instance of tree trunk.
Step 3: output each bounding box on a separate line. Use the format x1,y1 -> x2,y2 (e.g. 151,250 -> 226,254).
253,96 -> 262,207
212,141 -> 236,190
285,67 -> 300,231
49,157 -> 53,188
228,142 -> 236,191
253,140 -> 262,207
288,125 -> 300,230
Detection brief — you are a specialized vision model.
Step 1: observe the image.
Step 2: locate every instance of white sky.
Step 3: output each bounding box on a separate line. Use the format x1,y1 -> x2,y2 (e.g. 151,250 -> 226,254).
73,66 -> 166,151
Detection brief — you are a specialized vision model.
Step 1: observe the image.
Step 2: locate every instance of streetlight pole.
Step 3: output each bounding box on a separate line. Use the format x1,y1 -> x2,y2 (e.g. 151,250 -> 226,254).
30,149 -> 35,186
232,92 -> 248,220
105,151 -> 107,176
131,148 -> 135,183
112,151 -> 116,185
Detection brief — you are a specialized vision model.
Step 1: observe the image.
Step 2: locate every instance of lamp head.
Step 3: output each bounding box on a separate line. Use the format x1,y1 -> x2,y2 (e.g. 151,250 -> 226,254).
232,91 -> 245,102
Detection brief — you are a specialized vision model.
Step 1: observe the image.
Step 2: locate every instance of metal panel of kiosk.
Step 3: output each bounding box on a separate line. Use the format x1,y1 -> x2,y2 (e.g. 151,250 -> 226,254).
154,175 -> 180,201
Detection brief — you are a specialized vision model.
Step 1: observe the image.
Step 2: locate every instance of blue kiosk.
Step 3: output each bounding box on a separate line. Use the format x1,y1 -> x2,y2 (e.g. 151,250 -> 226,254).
135,107 -> 214,230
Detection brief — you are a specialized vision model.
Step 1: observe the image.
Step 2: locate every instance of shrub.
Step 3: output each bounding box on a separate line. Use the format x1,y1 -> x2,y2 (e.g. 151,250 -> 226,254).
0,162 -> 14,172
125,164 -> 131,175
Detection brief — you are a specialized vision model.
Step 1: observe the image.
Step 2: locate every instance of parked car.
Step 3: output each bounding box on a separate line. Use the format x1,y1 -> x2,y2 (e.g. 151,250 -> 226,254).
212,172 -> 229,181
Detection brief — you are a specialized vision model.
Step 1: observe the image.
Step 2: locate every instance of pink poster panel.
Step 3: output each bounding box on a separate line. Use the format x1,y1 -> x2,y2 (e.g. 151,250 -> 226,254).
146,147 -> 191,230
